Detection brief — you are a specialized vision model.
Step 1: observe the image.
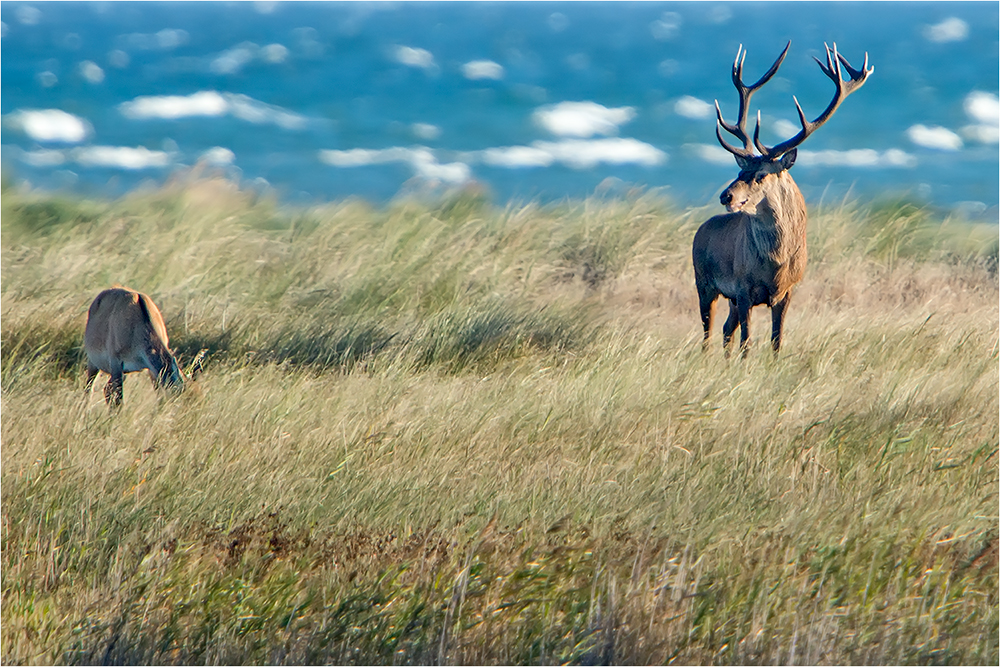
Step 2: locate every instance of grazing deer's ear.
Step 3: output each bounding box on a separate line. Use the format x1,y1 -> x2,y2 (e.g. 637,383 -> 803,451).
735,154 -> 753,171
778,148 -> 797,170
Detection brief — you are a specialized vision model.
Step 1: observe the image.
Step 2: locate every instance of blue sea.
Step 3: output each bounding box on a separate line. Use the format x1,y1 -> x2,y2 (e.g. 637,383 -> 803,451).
2,1 -> 998,219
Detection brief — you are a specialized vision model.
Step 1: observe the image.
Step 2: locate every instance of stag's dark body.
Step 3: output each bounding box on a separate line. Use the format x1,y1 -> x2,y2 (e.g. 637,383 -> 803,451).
694,158 -> 808,353
693,42 -> 872,355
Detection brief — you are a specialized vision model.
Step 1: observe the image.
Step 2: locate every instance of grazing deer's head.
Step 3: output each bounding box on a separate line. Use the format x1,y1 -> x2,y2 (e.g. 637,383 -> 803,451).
692,42 -> 873,356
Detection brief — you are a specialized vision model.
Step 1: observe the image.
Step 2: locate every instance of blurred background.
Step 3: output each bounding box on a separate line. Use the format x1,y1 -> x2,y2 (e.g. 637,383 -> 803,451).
2,1 -> 997,219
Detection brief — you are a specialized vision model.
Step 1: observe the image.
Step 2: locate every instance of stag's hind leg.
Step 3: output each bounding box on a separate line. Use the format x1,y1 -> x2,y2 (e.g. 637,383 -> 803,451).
735,296 -> 753,359
770,291 -> 792,354
722,300 -> 740,357
697,288 -> 719,351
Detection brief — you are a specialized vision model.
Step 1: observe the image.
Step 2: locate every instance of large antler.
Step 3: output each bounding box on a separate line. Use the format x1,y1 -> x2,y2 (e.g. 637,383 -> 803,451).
715,42 -> 790,159
758,43 -> 874,159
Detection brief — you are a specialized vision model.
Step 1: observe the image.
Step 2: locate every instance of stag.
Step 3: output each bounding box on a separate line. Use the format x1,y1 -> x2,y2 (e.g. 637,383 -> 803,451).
84,287 -> 184,408
693,42 -> 872,356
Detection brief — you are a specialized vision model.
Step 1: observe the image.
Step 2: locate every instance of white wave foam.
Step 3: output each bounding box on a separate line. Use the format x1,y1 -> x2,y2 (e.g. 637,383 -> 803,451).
536,138 -> 665,169
395,45 -> 435,69
412,123 -> 441,140
907,124 -> 963,151
798,148 -> 917,168
319,146 -> 471,184
211,42 -> 258,75
483,138 -> 664,170
17,6 -> 42,25
412,155 -> 471,184
121,91 -> 228,119
923,17 -> 968,43
548,12 -> 569,32
119,91 -> 306,129
108,50 -> 130,68
79,61 -> 105,84
36,72 -> 57,88
964,91 -> 999,125
685,143 -> 734,166
72,146 -> 171,169
261,43 -> 289,64
962,124 -> 1000,144
200,147 -> 236,166
18,148 -> 67,167
674,96 -> 713,120
708,6 -> 733,24
534,101 -> 636,138
7,109 -> 90,143
210,40 -> 292,73
293,27 -> 324,58
482,145 -> 555,168
771,119 -> 799,140
120,29 -> 190,51
227,94 -> 306,129
650,12 -> 682,41
687,143 -> 916,169
158,29 -> 187,49
462,60 -> 504,80
318,147 -> 409,167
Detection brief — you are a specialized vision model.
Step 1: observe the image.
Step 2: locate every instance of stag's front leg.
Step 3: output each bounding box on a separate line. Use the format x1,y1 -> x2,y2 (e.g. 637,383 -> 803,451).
722,300 -> 740,357
770,291 -> 792,354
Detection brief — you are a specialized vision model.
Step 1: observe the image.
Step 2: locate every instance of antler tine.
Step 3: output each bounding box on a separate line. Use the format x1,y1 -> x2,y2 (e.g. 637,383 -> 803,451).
761,43 -> 873,160
836,48 -> 874,82
716,41 -> 791,159
715,99 -> 751,157
752,110 -> 766,156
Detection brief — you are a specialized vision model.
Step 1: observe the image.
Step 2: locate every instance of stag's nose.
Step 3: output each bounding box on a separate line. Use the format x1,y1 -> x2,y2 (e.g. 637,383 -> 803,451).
720,191 -> 732,207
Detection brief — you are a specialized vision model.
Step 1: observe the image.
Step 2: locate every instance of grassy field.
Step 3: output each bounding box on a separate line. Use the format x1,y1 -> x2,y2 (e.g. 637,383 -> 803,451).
2,175 -> 997,665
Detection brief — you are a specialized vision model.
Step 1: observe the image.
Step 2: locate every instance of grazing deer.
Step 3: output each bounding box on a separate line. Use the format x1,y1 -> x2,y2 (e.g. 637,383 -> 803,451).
84,287 -> 184,408
693,42 -> 873,356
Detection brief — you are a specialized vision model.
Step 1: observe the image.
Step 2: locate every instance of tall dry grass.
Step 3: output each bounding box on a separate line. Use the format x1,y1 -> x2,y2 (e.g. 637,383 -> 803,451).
2,176 -> 997,664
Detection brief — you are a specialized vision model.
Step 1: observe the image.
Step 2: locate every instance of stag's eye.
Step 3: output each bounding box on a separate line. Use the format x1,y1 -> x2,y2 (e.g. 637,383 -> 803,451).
754,173 -> 767,183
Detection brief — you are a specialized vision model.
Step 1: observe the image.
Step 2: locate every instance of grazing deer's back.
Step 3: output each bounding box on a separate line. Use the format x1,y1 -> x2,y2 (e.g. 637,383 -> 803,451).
84,287 -> 170,361
136,292 -> 170,348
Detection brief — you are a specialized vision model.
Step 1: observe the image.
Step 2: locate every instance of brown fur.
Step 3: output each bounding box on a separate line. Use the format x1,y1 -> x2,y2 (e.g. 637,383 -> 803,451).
695,42 -> 872,356
84,287 -> 183,407
693,153 -> 808,356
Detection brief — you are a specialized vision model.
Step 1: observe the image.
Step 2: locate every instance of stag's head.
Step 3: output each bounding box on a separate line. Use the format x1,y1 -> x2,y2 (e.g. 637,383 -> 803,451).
715,42 -> 874,213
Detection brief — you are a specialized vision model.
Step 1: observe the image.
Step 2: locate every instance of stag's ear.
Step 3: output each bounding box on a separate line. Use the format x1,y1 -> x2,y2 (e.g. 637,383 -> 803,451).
735,154 -> 753,171
778,148 -> 797,170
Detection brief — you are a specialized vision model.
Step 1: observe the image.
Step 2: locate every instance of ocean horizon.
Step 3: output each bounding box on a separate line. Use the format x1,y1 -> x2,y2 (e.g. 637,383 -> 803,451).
2,1 -> 998,220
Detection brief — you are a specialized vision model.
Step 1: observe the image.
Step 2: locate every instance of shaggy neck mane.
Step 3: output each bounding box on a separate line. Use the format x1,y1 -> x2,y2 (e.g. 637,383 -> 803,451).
748,171 -> 807,263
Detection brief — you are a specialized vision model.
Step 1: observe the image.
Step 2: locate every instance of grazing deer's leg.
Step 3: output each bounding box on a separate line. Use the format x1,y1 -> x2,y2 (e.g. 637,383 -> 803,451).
104,369 -> 124,409
698,289 -> 718,351
148,365 -> 163,389
771,292 -> 791,353
85,363 -> 99,394
722,301 -> 740,357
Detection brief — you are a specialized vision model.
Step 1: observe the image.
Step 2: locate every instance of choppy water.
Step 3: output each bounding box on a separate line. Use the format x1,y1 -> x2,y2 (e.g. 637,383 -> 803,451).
2,1 -> 998,218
